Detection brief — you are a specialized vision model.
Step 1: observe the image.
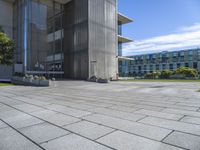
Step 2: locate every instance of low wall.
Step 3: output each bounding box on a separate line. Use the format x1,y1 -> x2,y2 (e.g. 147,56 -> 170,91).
0,65 -> 12,81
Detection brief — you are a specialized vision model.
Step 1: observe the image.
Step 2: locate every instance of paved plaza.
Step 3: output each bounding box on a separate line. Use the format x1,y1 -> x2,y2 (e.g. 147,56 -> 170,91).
0,81 -> 200,150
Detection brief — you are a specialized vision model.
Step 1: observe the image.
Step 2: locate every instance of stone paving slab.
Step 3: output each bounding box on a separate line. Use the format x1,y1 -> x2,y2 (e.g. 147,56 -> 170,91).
97,131 -> 183,150
139,116 -> 200,136
181,116 -> 200,125
13,103 -> 45,113
164,131 -> 200,150
41,134 -> 112,150
83,114 -> 172,141
0,109 -> 25,120
0,127 -> 42,150
176,102 -> 200,108
134,109 -> 184,120
0,105 -> 13,112
55,100 -> 95,110
64,121 -> 115,140
133,104 -> 165,111
40,112 -> 81,126
0,81 -> 200,150
14,97 -> 53,106
19,122 -> 70,144
89,107 -> 146,121
108,105 -> 140,112
30,109 -> 57,118
140,101 -> 199,111
3,114 -> 44,129
44,104 -> 92,117
0,120 -> 7,129
0,99 -> 25,106
31,109 -> 81,126
162,108 -> 200,118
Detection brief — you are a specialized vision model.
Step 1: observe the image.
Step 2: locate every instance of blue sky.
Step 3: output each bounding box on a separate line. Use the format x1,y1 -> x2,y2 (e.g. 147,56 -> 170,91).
118,0 -> 200,56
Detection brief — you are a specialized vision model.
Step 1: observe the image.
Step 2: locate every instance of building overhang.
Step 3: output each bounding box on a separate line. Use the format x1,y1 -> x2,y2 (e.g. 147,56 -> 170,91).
118,13 -> 133,24
118,35 -> 133,43
118,56 -> 134,61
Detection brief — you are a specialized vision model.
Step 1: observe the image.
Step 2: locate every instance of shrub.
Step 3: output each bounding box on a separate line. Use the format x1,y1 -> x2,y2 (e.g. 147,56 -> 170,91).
160,70 -> 173,79
13,72 -> 24,77
34,76 -> 39,80
39,76 -> 46,81
0,32 -> 14,65
145,71 -> 161,79
176,67 -> 198,77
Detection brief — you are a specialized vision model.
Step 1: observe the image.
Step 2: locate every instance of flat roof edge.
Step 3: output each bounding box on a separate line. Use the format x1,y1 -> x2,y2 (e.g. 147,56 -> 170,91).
118,13 -> 133,24
118,35 -> 133,43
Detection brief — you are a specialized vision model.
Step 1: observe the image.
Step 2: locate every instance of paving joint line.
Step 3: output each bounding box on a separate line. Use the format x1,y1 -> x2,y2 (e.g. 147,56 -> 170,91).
38,132 -> 72,145
138,120 -> 200,138
0,102 -> 117,150
161,130 -> 174,142
0,118 -> 46,150
178,115 -> 186,121
94,129 -> 118,141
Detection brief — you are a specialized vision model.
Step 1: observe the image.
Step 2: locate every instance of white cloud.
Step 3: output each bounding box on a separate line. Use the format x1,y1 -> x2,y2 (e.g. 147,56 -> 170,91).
123,23 -> 200,56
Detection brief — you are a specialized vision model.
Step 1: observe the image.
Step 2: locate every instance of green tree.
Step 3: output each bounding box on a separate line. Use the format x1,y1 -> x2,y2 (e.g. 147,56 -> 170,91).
176,67 -> 198,77
0,31 -> 14,65
160,70 -> 173,79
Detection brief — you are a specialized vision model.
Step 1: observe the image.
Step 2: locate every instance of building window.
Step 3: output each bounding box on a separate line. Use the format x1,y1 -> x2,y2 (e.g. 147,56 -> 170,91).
189,56 -> 193,61
177,63 -> 181,68
162,64 -> 166,70
118,43 -> 122,56
156,64 -> 159,70
189,51 -> 193,55
169,64 -> 173,70
173,52 -> 177,57
180,52 -> 184,56
193,62 -> 198,69
118,22 -> 122,35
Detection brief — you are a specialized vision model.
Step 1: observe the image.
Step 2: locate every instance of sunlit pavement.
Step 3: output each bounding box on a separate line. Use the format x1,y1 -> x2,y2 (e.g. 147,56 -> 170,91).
0,81 -> 200,150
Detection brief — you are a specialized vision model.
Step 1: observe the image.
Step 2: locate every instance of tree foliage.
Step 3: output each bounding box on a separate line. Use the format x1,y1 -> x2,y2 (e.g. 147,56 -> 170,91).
145,71 -> 161,79
176,67 -> 198,77
160,70 -> 173,79
0,31 -> 14,65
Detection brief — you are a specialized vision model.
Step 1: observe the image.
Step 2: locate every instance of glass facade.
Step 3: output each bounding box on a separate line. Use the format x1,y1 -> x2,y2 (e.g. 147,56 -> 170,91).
118,42 -> 122,56
13,0 -> 64,77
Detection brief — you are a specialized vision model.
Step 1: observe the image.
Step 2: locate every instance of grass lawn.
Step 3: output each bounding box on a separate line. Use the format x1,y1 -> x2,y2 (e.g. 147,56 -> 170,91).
119,79 -> 200,82
0,83 -> 14,86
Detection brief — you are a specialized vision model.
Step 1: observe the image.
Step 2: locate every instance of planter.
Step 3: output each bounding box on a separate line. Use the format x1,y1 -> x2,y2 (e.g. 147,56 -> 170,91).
12,76 -> 24,81
11,76 -> 50,87
39,80 -> 50,86
32,80 -> 39,86
11,76 -> 24,85
97,78 -> 109,83
88,76 -> 97,82
24,78 -> 33,83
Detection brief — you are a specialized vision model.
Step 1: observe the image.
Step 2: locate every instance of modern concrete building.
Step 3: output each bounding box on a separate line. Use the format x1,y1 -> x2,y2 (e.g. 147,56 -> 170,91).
120,48 -> 200,76
0,0 -> 132,80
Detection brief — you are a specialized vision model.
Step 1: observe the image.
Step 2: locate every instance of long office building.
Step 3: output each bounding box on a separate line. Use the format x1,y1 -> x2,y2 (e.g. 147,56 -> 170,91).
120,49 -> 200,76
0,0 -> 132,80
